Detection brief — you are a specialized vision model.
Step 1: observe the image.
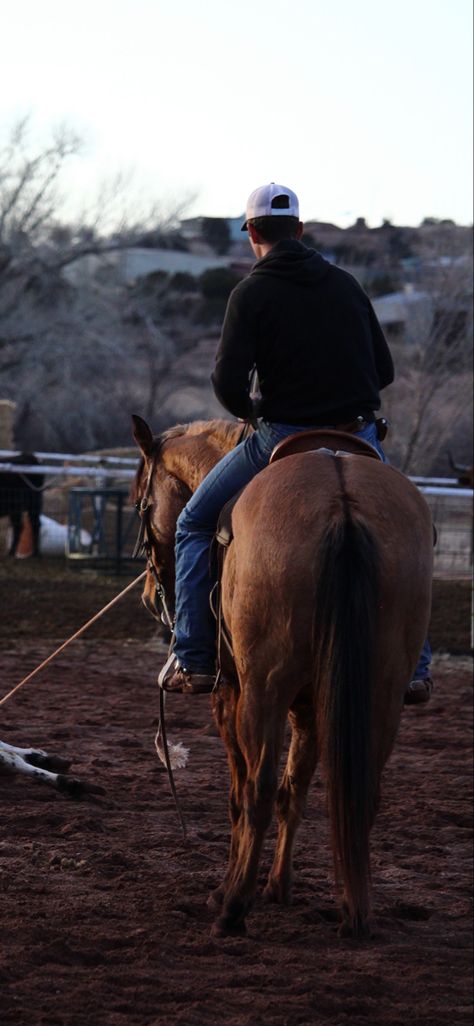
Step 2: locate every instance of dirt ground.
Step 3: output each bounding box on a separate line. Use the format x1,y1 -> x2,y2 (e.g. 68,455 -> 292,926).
0,560 -> 472,1026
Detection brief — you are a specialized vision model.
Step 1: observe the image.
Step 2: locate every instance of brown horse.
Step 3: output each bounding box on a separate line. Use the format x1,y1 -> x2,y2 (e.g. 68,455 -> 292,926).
132,415 -> 433,939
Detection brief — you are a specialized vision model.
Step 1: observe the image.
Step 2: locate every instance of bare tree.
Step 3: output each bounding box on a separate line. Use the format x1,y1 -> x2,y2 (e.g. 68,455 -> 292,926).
382,255 -> 473,474
0,118 -> 196,451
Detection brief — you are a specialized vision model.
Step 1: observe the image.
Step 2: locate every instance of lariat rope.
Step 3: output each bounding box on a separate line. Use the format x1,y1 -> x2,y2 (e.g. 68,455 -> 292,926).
0,570 -> 147,708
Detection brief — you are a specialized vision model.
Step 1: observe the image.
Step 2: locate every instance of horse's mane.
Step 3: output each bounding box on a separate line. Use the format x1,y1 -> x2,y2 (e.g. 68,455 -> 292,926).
160,419 -> 241,449
131,419 -> 243,501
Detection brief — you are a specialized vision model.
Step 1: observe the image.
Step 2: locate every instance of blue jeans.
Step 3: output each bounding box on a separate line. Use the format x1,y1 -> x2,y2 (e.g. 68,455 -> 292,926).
173,420 -> 431,679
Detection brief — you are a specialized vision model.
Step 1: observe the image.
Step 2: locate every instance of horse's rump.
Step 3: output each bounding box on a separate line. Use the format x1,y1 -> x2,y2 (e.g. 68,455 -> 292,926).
224,451 -> 432,685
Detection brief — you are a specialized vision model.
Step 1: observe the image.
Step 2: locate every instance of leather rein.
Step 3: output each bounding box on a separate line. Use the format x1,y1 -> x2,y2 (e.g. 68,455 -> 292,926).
131,420 -> 253,839
132,452 -> 187,839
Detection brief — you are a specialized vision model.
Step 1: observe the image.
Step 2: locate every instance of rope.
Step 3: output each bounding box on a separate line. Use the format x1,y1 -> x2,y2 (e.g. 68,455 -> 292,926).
15,471 -> 54,493
158,686 -> 188,840
0,570 -> 147,707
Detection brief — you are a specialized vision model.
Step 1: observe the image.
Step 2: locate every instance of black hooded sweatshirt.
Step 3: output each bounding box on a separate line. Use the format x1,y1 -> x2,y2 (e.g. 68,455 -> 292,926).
211,240 -> 394,425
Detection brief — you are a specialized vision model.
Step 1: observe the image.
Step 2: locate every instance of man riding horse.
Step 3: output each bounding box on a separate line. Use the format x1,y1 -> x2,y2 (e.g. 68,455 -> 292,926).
161,182 -> 432,703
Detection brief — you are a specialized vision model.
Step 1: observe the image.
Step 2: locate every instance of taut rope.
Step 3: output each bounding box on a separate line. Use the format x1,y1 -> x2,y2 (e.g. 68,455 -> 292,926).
0,570 -> 147,708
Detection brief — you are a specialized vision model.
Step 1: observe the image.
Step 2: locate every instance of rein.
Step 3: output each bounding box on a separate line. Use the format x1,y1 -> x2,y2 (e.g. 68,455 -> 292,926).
133,417 -> 255,840
133,451 -> 188,839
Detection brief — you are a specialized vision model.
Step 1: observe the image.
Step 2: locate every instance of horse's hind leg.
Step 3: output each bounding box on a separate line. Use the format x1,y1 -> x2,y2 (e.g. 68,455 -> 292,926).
212,684 -> 287,937
8,513 -> 22,556
209,683 -> 247,910
264,693 -> 318,905
30,507 -> 42,556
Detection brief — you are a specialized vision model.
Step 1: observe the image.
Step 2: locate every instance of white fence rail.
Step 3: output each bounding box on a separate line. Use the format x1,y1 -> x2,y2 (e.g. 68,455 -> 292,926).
0,449 -> 138,466
0,463 -> 136,479
1,453 -> 472,576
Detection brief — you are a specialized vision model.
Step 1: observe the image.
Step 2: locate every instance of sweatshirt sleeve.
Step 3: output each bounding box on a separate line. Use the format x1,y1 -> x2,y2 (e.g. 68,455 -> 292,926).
211,283 -> 258,418
368,301 -> 395,389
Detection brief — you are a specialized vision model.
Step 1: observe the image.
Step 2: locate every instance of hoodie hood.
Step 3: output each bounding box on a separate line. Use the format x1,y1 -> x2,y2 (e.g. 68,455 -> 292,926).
251,239 -> 331,286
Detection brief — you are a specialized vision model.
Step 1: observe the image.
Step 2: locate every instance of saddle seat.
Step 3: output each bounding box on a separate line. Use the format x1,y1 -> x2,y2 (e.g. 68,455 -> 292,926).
270,428 -> 382,465
216,429 -> 381,549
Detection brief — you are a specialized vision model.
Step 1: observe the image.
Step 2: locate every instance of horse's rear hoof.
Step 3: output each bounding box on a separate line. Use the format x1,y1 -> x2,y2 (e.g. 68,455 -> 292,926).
207,885 -> 225,910
211,916 -> 247,938
263,877 -> 293,905
338,916 -> 372,940
26,752 -> 72,773
57,775 -> 105,799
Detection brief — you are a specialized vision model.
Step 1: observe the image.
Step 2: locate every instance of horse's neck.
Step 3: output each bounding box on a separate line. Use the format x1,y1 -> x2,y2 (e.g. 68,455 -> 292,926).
162,421 -> 241,494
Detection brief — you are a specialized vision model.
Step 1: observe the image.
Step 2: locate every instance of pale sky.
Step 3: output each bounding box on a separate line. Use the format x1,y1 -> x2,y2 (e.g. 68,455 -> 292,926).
1,0 -> 472,227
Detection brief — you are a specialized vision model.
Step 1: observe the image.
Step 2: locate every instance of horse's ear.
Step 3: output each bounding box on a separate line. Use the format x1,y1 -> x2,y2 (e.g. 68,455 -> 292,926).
132,414 -> 154,458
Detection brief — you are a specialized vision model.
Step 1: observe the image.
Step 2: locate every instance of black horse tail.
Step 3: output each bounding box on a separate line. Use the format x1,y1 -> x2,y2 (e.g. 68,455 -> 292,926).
313,509 -> 380,936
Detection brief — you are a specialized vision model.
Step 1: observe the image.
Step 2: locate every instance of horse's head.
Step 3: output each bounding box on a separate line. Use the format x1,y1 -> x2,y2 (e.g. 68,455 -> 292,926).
132,415 -> 192,622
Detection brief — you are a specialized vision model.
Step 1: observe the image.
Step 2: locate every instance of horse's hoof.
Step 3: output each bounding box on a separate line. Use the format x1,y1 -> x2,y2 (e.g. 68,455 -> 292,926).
57,776 -> 106,799
207,886 -> 225,910
211,916 -> 247,939
26,752 -> 72,773
338,916 -> 372,940
263,878 -> 292,905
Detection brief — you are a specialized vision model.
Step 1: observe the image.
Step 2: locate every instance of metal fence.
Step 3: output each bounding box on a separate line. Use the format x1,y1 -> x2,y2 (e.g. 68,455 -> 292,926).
0,451 -> 472,578
419,487 -> 472,579
0,452 -> 139,570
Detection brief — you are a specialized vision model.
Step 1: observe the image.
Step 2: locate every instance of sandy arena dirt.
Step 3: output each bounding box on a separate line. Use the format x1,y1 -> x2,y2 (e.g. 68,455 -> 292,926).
0,562 -> 472,1026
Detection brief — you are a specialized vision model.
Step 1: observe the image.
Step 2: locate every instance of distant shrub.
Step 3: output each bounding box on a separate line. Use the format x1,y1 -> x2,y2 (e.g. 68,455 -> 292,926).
202,217 -> 231,255
199,267 -> 242,299
193,297 -> 228,324
368,273 -> 400,298
133,270 -> 169,296
169,272 -> 198,292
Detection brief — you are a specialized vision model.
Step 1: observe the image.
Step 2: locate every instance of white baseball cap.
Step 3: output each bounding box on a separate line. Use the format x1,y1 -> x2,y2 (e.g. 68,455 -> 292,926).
241,182 -> 300,231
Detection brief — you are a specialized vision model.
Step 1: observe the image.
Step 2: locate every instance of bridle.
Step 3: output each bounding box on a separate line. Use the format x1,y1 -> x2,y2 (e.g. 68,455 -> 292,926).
132,452 -> 174,632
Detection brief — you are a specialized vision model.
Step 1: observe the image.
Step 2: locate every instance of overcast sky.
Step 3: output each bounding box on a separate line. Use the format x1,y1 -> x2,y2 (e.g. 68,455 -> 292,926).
1,0 -> 472,227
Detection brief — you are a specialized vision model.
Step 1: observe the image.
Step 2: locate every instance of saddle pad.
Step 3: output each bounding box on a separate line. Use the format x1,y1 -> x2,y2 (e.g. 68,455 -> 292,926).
269,429 -> 382,464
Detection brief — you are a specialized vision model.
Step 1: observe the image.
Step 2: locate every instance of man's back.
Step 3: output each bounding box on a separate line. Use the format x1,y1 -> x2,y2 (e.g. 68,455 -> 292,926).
212,239 -> 394,425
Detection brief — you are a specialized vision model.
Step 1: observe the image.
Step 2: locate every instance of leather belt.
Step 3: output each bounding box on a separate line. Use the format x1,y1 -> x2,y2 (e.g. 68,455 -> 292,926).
331,416 -> 368,433
331,416 -> 388,441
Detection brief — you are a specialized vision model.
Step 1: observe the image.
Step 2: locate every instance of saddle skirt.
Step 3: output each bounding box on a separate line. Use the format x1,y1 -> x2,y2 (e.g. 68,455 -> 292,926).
269,428 -> 382,466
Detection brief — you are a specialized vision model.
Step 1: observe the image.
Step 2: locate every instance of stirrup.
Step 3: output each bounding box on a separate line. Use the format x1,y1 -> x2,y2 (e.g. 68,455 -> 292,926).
158,652 -> 178,690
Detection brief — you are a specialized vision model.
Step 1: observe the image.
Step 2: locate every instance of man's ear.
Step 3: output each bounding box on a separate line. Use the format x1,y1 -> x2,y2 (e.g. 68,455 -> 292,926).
248,223 -> 262,245
296,221 -> 304,239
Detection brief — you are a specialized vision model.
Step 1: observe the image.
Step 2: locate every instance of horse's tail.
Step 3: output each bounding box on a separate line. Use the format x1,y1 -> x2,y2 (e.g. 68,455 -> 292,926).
313,510 -> 380,936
